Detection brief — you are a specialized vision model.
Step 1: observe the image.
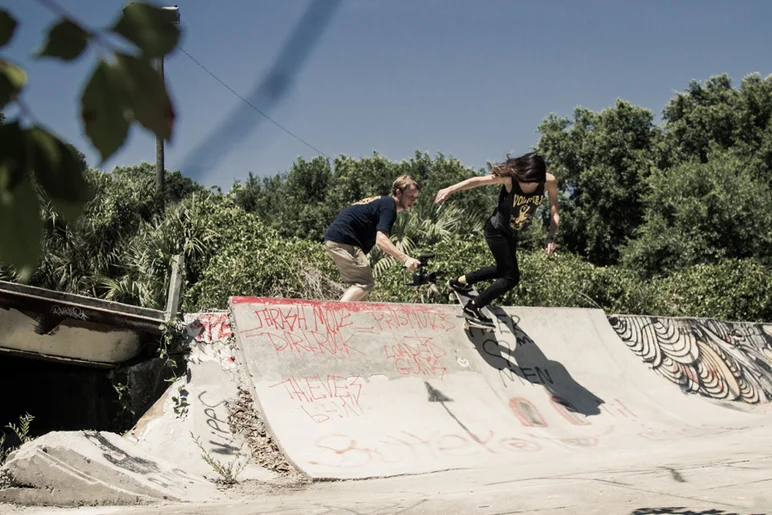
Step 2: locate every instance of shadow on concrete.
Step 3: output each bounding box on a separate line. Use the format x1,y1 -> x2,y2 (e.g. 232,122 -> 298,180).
631,508 -> 747,515
464,308 -> 605,418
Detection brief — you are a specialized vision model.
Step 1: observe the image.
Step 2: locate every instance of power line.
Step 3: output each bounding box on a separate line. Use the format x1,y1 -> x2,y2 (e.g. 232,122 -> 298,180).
177,46 -> 330,159
173,0 -> 341,181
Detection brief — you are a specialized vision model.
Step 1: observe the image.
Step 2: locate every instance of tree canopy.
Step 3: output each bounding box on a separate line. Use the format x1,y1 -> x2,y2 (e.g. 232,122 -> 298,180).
2,62 -> 770,322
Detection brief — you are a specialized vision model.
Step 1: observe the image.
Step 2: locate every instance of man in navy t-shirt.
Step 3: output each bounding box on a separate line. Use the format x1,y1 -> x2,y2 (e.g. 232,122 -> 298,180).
324,175 -> 422,301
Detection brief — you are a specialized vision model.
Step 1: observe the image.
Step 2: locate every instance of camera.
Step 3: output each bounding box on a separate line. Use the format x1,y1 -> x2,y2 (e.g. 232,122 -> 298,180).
404,252 -> 437,287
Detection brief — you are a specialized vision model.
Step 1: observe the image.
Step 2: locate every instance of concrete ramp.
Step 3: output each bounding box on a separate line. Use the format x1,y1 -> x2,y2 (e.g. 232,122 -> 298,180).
229,297 -> 772,480
0,431 -> 225,506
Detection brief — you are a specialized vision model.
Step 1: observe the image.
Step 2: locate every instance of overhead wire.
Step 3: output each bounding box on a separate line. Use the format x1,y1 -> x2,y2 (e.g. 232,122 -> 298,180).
177,46 -> 329,159
172,0 -> 342,181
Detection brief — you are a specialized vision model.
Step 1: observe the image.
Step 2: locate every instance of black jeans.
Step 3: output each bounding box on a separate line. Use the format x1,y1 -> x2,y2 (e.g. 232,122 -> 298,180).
465,220 -> 520,308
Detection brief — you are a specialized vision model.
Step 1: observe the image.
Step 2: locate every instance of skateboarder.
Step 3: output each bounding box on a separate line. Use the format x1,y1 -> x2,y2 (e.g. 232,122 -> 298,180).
433,152 -> 560,328
324,175 -> 423,302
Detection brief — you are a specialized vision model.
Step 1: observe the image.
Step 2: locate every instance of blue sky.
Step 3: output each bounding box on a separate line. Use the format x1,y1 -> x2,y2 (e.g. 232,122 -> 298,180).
2,0 -> 771,189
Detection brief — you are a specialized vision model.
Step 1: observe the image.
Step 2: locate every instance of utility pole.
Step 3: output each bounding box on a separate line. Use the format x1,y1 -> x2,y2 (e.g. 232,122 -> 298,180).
156,5 -> 180,212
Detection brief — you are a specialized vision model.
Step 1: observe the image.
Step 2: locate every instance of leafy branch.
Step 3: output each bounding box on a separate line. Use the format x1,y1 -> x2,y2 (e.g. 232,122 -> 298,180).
0,1 -> 181,271
0,413 -> 35,464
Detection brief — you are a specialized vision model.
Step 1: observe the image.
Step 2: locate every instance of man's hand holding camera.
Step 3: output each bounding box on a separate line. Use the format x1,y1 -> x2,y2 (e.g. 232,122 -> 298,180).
402,255 -> 421,271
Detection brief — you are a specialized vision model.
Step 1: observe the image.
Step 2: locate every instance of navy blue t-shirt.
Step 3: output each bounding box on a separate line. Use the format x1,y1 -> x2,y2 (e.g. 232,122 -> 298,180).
324,195 -> 397,254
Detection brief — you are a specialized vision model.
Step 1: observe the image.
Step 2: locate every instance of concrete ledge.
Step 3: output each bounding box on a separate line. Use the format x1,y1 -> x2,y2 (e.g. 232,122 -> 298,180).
0,430 -> 228,507
0,280 -> 168,334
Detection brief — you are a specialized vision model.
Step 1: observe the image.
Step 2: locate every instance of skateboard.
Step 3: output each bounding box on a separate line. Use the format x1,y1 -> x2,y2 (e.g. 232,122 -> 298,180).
450,285 -> 496,331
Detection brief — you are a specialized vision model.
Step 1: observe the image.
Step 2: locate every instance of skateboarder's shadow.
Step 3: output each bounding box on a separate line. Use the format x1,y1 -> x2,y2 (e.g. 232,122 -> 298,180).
465,309 -> 605,417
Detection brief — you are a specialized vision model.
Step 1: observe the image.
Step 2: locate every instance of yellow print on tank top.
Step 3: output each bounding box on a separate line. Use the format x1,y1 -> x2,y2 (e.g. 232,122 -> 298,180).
513,194 -> 543,207
510,194 -> 543,231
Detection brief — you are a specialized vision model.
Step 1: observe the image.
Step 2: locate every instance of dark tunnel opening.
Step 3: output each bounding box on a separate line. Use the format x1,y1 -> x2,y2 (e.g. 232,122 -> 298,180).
0,353 -> 178,451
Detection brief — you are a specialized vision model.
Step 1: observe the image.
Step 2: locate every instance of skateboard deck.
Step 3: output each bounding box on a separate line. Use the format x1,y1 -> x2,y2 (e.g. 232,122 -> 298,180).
451,286 -> 495,331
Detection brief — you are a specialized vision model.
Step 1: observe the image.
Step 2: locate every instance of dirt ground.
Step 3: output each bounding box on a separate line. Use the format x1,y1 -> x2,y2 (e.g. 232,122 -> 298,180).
226,386 -> 310,486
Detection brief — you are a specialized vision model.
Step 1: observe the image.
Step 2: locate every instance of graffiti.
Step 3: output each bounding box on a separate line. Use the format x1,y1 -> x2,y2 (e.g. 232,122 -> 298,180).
308,430 -> 541,468
609,315 -> 772,404
188,313 -> 232,343
550,396 -> 591,426
369,308 -> 456,333
241,304 -> 366,359
251,328 -> 363,359
83,431 -> 200,490
498,364 -> 553,386
473,327 -> 556,388
184,314 -> 238,371
479,335 -> 555,387
243,301 -> 455,334
509,397 -> 547,427
196,391 -> 244,455
555,437 -> 598,448
508,396 -> 634,427
50,305 -> 88,320
270,375 -> 364,423
598,398 -> 638,420
468,319 -> 606,418
238,300 -> 458,361
479,335 -> 553,386
637,425 -> 741,441
250,304 -> 352,334
384,334 -> 447,378
198,391 -> 230,435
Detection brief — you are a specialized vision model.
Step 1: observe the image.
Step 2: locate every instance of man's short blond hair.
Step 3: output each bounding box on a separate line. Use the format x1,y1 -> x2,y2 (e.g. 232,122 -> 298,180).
391,175 -> 420,195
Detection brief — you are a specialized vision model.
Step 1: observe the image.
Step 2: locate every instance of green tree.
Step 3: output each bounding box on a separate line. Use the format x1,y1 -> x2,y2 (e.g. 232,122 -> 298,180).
182,196 -> 340,311
0,2 -> 181,271
662,74 -> 739,164
661,73 -> 772,176
230,156 -> 333,241
536,99 -> 662,265
21,168 -> 161,295
99,191 -> 225,308
733,73 -> 772,167
391,150 -> 494,218
275,156 -> 333,241
111,162 -> 207,208
231,150 -> 493,244
325,152 -> 400,215
231,171 -> 284,222
620,149 -> 772,278
1,162 -> 205,298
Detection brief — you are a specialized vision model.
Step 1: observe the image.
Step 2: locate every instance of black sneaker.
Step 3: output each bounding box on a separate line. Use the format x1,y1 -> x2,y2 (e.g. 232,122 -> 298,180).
448,278 -> 474,295
463,301 -> 495,329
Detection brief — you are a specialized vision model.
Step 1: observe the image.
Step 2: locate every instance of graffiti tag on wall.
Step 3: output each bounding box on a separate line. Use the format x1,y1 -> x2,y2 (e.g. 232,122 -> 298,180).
187,313 -> 232,343
270,375 -> 365,424
608,315 -> 772,404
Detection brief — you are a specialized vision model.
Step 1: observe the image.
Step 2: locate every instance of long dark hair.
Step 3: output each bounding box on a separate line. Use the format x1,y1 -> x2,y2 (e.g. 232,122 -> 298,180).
491,152 -> 546,183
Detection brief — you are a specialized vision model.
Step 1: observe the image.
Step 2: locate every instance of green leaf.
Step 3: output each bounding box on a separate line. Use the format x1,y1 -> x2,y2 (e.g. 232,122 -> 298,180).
27,126 -> 92,220
0,172 -> 42,269
0,9 -> 17,47
0,59 -> 26,109
0,120 -> 27,194
115,52 -> 175,140
111,3 -> 180,58
36,19 -> 90,61
80,60 -> 130,163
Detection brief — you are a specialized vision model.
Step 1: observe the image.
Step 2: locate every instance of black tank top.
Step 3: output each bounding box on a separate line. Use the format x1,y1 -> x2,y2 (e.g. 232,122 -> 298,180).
489,179 -> 545,235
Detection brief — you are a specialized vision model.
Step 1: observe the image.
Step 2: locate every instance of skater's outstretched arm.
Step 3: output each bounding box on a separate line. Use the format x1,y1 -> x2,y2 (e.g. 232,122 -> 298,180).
434,175 -> 508,204
545,173 -> 560,256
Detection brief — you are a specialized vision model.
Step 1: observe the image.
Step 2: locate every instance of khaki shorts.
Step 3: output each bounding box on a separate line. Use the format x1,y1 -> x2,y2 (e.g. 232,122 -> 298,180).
324,240 -> 375,291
